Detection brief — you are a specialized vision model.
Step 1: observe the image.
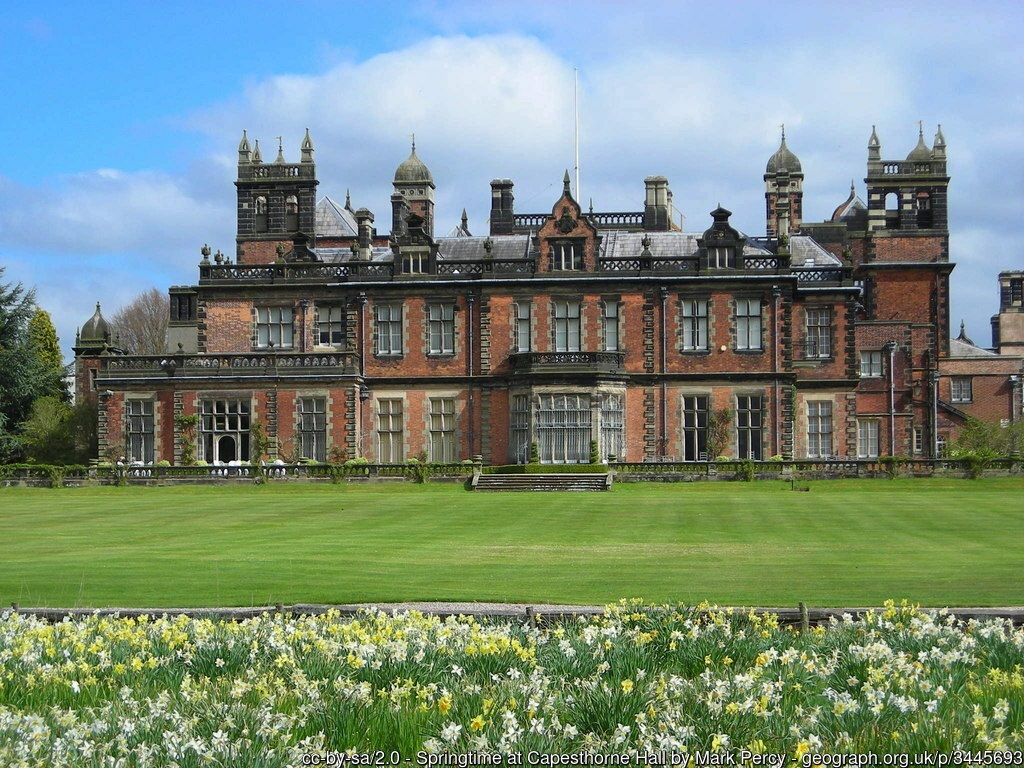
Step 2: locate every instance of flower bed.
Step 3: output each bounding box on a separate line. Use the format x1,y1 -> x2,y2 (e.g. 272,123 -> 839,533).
1,601 -> 1022,764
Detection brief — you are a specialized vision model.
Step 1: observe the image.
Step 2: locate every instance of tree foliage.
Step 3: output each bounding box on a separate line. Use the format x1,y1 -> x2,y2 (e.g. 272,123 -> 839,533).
950,417 -> 1023,460
27,308 -> 69,402
110,287 -> 169,355
21,396 -> 75,464
0,268 -> 40,459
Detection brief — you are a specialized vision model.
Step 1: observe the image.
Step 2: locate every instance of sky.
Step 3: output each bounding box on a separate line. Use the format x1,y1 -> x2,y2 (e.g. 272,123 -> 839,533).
1,1 -> 1022,362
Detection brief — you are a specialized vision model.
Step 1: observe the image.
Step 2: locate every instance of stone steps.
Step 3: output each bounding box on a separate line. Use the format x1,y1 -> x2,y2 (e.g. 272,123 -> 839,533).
473,473 -> 611,492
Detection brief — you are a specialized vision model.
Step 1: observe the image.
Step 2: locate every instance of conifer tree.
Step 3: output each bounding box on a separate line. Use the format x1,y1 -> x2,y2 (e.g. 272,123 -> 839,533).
27,307 -> 69,402
0,268 -> 38,458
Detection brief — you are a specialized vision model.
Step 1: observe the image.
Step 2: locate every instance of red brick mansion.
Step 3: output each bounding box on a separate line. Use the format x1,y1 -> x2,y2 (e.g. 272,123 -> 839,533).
74,127 -> 1024,465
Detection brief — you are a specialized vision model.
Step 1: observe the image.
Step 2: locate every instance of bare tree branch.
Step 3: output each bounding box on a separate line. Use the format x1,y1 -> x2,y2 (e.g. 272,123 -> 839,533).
110,288 -> 169,355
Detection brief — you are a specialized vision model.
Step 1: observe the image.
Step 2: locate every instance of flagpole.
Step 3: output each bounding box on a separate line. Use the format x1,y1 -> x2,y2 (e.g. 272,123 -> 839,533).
574,67 -> 580,201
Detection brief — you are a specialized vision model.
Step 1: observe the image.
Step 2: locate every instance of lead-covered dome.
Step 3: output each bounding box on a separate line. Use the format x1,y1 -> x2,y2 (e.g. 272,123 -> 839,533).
394,144 -> 433,184
766,132 -> 802,174
79,302 -> 111,343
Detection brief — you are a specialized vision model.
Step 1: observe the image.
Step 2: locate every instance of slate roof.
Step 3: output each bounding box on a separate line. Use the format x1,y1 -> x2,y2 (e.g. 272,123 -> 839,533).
315,197 -> 357,237
948,338 -> 998,358
437,236 -> 536,261
314,246 -> 393,263
788,235 -> 844,267
309,227 -> 842,268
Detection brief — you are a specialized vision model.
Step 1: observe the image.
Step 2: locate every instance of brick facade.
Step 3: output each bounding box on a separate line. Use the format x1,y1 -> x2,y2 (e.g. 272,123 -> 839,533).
77,127 -> 1023,465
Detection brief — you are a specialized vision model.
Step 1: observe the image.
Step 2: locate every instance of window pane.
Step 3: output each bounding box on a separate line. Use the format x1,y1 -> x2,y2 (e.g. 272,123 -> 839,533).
807,401 -> 833,458
736,299 -> 761,350
682,300 -> 708,351
603,302 -> 619,351
537,393 -> 591,464
377,399 -> 404,462
515,303 -> 531,352
736,395 -> 763,459
682,395 -> 709,461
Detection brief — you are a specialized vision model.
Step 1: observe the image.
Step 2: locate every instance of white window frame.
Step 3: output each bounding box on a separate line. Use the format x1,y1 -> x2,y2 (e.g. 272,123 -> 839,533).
255,306 -> 294,349
428,397 -> 456,463
551,241 -> 582,271
806,401 -> 833,458
375,303 -> 403,356
200,399 -> 251,464
298,397 -> 327,462
708,246 -> 736,269
377,398 -> 404,463
682,395 -> 709,461
682,299 -> 709,351
951,376 -> 973,403
511,394 -> 530,464
553,300 -> 581,352
860,350 -> 883,378
805,309 -> 831,359
857,419 -> 880,458
735,298 -> 762,351
427,303 -> 455,356
126,399 -> 155,464
736,395 -> 763,460
602,301 -> 620,352
315,306 -> 345,347
515,302 -> 531,352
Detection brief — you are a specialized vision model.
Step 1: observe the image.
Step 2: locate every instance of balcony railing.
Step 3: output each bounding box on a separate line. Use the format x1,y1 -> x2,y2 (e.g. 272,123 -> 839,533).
99,351 -> 358,379
509,351 -> 625,374
197,257 -> 850,284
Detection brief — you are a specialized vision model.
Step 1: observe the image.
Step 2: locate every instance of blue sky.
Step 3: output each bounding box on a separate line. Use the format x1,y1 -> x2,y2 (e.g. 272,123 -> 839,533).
2,1 -> 1022,361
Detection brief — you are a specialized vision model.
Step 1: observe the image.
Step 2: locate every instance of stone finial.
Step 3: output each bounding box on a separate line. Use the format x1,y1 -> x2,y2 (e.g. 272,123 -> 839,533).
562,170 -> 572,196
300,128 -> 314,163
252,139 -> 263,164
932,124 -> 947,160
238,130 -> 252,164
275,136 -> 285,164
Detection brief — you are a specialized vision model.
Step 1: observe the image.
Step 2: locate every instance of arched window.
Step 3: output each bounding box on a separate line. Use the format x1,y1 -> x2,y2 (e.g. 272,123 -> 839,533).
255,195 -> 269,233
285,195 -> 299,230
884,191 -> 901,229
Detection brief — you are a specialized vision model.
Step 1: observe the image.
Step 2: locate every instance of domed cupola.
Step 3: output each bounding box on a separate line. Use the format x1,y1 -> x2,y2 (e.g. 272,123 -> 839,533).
391,138 -> 436,238
79,302 -> 112,346
766,127 -> 802,174
906,125 -> 932,163
394,140 -> 434,185
764,126 -> 805,236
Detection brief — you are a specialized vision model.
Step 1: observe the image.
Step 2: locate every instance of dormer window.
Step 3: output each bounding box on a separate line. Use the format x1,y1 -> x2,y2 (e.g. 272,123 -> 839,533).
550,241 -> 583,271
285,195 -> 299,230
403,251 -> 429,274
255,195 -> 269,233
707,246 -> 736,269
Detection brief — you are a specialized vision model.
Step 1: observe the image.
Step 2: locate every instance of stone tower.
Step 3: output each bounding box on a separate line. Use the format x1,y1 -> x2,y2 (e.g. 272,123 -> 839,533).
392,139 -> 435,239
865,125 -> 949,246
235,129 -> 319,264
764,127 -> 804,237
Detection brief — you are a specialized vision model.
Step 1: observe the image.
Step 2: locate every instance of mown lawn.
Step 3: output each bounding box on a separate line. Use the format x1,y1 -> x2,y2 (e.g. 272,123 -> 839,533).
1,478 -> 1022,607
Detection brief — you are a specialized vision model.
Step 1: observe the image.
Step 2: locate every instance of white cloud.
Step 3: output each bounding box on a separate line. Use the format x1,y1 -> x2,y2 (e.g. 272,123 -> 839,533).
0,169 -> 231,265
3,18 -> 1022,358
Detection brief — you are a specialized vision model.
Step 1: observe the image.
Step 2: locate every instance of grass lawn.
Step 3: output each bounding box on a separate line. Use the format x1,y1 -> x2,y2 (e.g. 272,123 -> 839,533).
1,477 -> 1022,608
